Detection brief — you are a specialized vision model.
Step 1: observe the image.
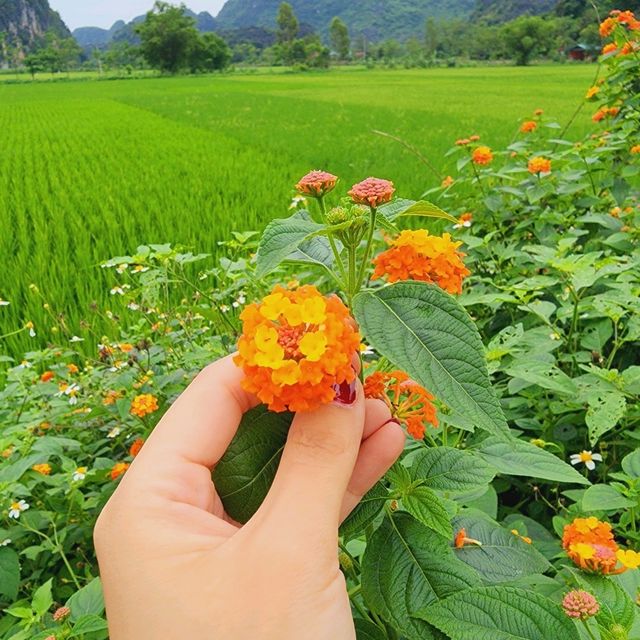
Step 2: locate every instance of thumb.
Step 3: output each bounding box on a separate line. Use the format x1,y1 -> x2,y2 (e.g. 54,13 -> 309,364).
257,379 -> 365,539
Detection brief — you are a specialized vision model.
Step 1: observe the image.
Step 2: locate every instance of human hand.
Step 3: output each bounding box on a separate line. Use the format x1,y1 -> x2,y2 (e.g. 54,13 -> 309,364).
94,355 -> 405,640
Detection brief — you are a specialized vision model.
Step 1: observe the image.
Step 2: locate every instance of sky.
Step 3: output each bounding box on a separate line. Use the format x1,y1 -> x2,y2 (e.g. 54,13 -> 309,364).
49,1 -> 227,30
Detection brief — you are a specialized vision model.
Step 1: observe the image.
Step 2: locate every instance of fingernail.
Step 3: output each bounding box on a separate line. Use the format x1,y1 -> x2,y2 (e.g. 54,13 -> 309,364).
333,380 -> 357,405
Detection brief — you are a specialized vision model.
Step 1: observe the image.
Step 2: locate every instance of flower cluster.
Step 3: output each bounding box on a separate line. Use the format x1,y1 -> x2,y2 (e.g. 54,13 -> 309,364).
364,369 -> 438,440
599,10 -> 639,38
129,437 -> 145,457
561,590 -> 600,620
110,462 -> 130,481
520,120 -> 537,133
295,170 -> 337,198
130,393 -> 159,418
562,517 -> 640,574
528,156 -> 552,175
235,285 -> 360,412
348,177 -> 395,208
471,146 -> 493,165
592,106 -> 620,122
32,463 -> 51,475
371,229 -> 470,294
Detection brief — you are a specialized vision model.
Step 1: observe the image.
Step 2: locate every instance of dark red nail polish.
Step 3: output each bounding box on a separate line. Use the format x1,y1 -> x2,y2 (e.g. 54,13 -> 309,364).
333,380 -> 357,405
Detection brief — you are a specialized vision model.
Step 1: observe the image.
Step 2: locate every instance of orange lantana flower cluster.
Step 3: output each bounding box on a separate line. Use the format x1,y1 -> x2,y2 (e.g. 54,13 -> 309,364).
235,285 -> 360,412
110,462 -> 130,481
471,146 -> 493,165
520,120 -> 537,133
295,170 -> 337,198
528,156 -> 552,175
129,438 -> 145,458
371,229 -> 470,294
600,10 -> 640,37
364,370 -> 438,440
32,463 -> 51,475
593,106 -> 620,122
130,393 -> 159,418
562,516 -> 640,574
348,177 -> 395,208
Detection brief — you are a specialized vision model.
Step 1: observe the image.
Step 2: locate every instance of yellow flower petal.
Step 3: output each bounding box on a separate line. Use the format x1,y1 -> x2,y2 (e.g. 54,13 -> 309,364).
299,332 -> 328,362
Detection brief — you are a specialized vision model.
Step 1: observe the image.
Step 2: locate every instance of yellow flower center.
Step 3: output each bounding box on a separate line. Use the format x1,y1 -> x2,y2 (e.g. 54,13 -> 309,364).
579,451 -> 594,462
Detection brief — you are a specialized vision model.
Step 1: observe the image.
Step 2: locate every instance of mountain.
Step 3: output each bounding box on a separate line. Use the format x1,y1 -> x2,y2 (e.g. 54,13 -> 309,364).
0,0 -> 70,54
215,0 -> 477,41
471,0 -> 557,23
73,10 -> 217,50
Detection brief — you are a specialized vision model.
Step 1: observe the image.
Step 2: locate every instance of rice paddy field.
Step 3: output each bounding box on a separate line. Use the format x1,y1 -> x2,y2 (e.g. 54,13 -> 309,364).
0,65 -> 595,356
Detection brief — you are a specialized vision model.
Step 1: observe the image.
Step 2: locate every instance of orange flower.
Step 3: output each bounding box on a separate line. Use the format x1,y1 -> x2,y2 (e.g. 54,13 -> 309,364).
295,170 -> 337,198
469,134 -> 480,142
520,120 -> 537,133
67,363 -> 79,374
610,207 -> 621,218
602,42 -> 618,55
585,86 -> 600,99
619,41 -> 638,56
471,146 -> 493,165
103,389 -> 123,405
129,438 -> 145,458
40,371 -> 54,383
364,369 -> 438,440
110,462 -> 130,480
631,145 -> 640,154
32,463 -> 51,475
528,156 -> 552,175
562,517 -> 638,574
235,285 -> 360,413
441,175 -> 454,188
599,17 -> 616,37
454,528 -> 482,548
371,229 -> 470,294
534,108 -> 544,116
119,343 -> 134,353
593,106 -> 620,122
348,177 -> 395,208
455,138 -> 470,146
130,393 -> 159,418
453,212 -> 473,229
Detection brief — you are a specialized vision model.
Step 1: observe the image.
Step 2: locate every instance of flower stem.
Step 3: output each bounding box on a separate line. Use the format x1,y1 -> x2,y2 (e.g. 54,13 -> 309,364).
318,196 -> 349,289
353,207 -> 377,296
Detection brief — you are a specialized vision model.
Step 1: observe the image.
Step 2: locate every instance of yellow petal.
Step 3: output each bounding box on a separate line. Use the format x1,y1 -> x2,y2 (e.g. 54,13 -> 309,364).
299,332 -> 328,362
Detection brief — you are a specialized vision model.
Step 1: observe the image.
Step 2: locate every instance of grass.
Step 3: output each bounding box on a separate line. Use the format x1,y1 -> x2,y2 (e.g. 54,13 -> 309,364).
0,65 -> 597,356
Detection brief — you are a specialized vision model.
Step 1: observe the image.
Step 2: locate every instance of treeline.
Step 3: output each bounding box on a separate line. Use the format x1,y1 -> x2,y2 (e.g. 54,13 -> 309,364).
1,0 -> 616,78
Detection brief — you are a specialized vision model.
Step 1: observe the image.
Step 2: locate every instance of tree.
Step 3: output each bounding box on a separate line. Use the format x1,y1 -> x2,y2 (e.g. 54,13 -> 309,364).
189,33 -> 231,72
329,17 -> 349,60
136,1 -> 199,73
277,2 -> 298,44
24,52 -> 44,79
502,16 -> 552,66
424,17 -> 438,58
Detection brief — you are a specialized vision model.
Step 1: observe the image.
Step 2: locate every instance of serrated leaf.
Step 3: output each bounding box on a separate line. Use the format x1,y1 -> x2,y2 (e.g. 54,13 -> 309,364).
32,578 -> 53,617
574,573 -> 635,632
622,449 -> 640,478
417,586 -> 580,640
403,487 -> 453,539
412,447 -> 495,493
586,391 -> 626,446
69,614 -> 109,637
255,210 -> 324,278
65,578 -> 104,622
353,282 -> 508,437
581,484 -> 634,511
354,619 -> 387,640
340,481 -> 388,541
214,405 -> 292,523
361,512 -> 481,640
396,200 -> 458,224
505,360 -> 577,396
0,547 -> 20,601
474,437 -> 590,485
452,512 -> 550,583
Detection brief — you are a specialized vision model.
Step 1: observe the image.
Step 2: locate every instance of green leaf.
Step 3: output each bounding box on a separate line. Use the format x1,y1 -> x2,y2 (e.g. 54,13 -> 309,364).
417,586 -> 580,640
69,614 -> 108,637
581,484 -> 634,512
65,578 -> 105,622
380,199 -> 458,224
0,547 -> 20,601
255,210 -> 325,278
0,453 -> 45,482
354,619 -> 387,640
31,578 -> 53,617
403,487 -> 453,539
340,481 -> 388,541
412,447 -> 496,493
213,405 -> 293,523
353,282 -> 508,437
585,391 -> 626,446
621,449 -> 640,478
452,512 -> 550,583
574,574 -> 635,632
287,235 -> 336,272
361,512 -> 481,640
474,437 -> 590,485
505,360 -> 577,396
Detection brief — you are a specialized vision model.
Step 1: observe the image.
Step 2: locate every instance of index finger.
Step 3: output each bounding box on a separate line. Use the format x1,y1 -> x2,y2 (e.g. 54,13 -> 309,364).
138,355 -> 258,471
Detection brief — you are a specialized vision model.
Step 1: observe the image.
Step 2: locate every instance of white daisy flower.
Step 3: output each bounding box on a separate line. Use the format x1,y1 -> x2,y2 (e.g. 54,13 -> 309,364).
107,426 -> 121,439
108,361 -> 128,373
570,450 -> 602,471
289,195 -> 307,209
69,335 -> 84,343
132,265 -> 149,273
72,467 -> 87,482
127,303 -> 140,311
0,298 -> 9,306
0,538 -> 11,546
116,264 -> 128,274
220,304 -> 230,313
18,360 -> 32,369
8,499 -> 29,519
111,286 -> 125,296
